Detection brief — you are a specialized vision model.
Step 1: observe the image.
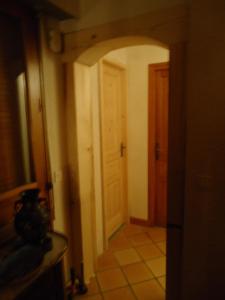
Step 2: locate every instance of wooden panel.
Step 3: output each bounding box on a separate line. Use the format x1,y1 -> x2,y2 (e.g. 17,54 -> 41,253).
100,60 -> 127,240
167,43 -> 186,300
155,66 -> 169,226
167,227 -> 182,300
148,62 -> 169,227
167,43 -> 186,226
22,19 -> 49,200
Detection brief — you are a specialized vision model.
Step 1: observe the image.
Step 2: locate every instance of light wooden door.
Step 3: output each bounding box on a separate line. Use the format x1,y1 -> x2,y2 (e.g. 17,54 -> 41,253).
100,59 -> 127,240
149,63 -> 169,227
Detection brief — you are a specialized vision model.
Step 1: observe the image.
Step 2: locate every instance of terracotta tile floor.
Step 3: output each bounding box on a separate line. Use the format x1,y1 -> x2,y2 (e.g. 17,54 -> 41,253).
74,224 -> 166,300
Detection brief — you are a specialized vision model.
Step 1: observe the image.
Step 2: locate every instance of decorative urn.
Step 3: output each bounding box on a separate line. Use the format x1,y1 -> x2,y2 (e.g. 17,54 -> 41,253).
14,189 -> 49,245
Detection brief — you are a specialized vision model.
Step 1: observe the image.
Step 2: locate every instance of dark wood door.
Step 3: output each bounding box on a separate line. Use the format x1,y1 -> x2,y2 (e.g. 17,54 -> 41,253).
149,63 -> 169,227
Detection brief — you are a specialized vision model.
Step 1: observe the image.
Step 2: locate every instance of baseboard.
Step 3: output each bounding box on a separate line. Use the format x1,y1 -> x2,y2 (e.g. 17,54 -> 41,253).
130,217 -> 150,227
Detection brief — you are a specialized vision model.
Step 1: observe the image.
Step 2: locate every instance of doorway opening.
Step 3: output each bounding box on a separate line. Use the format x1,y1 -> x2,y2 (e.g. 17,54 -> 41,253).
68,35 -> 186,300
73,42 -> 170,298
94,46 -> 169,246
96,45 -> 168,296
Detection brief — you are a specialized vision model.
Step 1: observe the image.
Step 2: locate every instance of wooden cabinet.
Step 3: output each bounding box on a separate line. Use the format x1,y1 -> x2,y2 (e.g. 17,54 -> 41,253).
0,233 -> 68,300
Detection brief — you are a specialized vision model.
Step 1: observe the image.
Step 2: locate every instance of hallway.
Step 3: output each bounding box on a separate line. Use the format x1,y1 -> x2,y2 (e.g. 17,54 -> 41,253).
75,224 -> 166,300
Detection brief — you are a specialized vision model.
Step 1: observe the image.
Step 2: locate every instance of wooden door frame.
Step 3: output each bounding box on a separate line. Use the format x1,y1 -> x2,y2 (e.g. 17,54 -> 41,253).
0,3 -> 53,230
70,42 -> 186,299
99,58 -> 128,249
148,62 -> 169,226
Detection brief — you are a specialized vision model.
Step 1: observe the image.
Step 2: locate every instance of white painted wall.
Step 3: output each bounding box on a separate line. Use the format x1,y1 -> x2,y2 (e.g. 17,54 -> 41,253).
126,45 -> 169,219
104,48 -> 128,65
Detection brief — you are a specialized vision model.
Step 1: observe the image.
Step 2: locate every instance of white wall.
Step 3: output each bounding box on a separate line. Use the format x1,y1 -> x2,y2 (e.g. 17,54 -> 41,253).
104,48 -> 128,65
127,45 -> 169,219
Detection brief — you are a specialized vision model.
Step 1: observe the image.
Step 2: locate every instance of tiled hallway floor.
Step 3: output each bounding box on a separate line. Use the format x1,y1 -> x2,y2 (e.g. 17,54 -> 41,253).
74,223 -> 166,300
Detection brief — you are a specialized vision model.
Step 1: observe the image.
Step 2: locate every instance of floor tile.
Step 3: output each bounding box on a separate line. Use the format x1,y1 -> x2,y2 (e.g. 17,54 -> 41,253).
136,244 -> 163,260
97,251 -> 119,271
146,257 -> 166,277
109,235 -> 132,252
157,276 -> 166,290
103,286 -> 136,300
157,242 -> 166,255
85,277 -> 99,296
122,224 -> 144,237
122,262 -> 154,284
97,268 -> 128,291
147,227 -> 166,242
114,248 -> 141,266
132,279 -> 165,300
128,232 -> 152,246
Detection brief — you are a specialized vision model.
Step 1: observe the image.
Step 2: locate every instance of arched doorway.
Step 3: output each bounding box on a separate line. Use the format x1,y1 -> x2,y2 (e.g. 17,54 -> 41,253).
65,30 -> 186,300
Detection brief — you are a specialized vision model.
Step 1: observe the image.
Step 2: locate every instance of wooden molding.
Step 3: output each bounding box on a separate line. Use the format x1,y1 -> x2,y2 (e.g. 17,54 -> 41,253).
130,217 -> 150,227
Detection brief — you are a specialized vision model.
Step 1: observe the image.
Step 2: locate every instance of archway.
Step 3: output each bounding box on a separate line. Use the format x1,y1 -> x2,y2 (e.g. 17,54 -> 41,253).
65,31 -> 186,300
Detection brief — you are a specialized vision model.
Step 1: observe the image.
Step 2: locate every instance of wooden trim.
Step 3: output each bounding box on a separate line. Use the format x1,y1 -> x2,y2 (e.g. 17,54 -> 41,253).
121,67 -> 128,225
130,217 -> 150,227
22,17 -> 49,199
98,60 -> 108,250
38,19 -> 56,221
148,62 -> 169,226
167,43 -> 186,300
0,5 -> 51,227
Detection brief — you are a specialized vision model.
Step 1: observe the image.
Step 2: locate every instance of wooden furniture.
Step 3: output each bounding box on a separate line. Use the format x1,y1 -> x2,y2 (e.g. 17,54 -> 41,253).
0,232 -> 67,300
0,1 -> 53,232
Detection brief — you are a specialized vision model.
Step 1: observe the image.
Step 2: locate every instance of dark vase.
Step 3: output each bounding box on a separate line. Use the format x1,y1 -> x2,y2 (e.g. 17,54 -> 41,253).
14,189 -> 49,245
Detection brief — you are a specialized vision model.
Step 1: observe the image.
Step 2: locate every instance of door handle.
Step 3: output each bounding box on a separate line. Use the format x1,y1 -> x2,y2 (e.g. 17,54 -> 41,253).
120,142 -> 126,157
